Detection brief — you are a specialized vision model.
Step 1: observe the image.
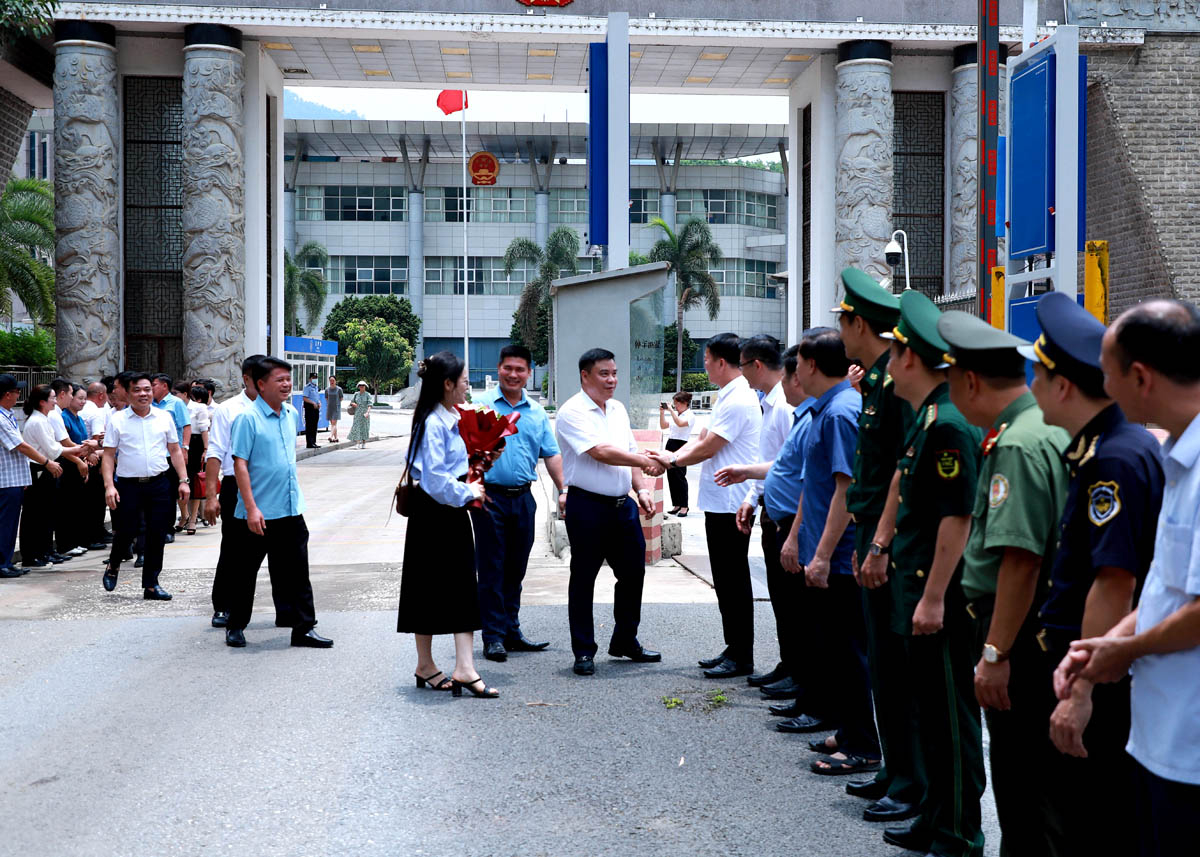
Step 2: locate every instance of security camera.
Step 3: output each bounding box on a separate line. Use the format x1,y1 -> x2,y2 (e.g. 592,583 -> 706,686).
884,238 -> 903,267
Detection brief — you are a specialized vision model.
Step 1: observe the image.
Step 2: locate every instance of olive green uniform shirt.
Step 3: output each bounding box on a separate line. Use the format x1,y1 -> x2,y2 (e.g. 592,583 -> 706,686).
891,383 -> 983,636
960,392 -> 1071,601
847,349 -> 916,521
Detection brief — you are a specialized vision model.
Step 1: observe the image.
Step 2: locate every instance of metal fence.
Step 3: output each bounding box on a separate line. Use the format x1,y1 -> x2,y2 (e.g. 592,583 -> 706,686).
1,366 -> 58,404
933,291 -> 981,315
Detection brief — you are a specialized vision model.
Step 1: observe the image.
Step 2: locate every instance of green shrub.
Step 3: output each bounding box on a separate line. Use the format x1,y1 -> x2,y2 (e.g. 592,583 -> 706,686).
0,328 -> 55,366
663,371 -> 715,393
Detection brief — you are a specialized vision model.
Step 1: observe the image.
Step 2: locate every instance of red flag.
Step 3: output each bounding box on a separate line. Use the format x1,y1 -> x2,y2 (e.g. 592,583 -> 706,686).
436,89 -> 468,115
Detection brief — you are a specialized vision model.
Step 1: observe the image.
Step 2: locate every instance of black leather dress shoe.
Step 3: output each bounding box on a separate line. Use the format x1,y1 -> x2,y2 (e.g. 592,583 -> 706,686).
484,641 -> 508,662
759,677 -> 804,699
864,796 -> 918,823
22,557 -> 48,568
768,700 -> 806,717
143,585 -> 172,600
133,555 -> 144,568
102,564 -> 118,592
573,655 -> 595,675
504,633 -> 550,651
608,643 -> 662,662
291,629 -> 334,648
211,611 -> 229,628
698,649 -> 730,669
747,663 -> 788,686
225,628 -> 246,647
0,565 -> 22,578
882,822 -> 932,852
164,533 -> 175,544
46,553 -> 68,564
703,658 -> 753,679
87,541 -> 109,551
846,777 -> 888,799
775,713 -> 833,733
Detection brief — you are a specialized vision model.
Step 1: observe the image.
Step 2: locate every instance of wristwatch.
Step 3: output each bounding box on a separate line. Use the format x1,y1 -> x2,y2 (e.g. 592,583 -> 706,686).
983,643 -> 1009,664
669,454 -> 678,469
180,477 -> 191,485
868,542 -> 887,557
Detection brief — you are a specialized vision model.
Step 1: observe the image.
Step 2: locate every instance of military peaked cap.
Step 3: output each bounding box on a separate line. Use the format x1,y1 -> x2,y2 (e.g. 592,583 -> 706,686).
937,310 -> 1032,373
1015,291 -> 1106,391
832,268 -> 901,326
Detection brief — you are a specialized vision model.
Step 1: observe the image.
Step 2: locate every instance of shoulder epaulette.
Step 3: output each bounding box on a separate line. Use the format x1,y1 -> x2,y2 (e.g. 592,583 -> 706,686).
923,403 -> 938,430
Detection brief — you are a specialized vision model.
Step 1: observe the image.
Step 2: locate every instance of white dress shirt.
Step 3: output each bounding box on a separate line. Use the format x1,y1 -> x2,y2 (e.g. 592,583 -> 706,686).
206,391 -> 252,478
698,374 -> 762,514
555,390 -> 638,497
187,399 -> 211,434
103,407 -> 178,478
666,409 -> 694,442
79,400 -> 108,438
743,381 -> 794,508
22,411 -> 63,462
47,404 -> 68,443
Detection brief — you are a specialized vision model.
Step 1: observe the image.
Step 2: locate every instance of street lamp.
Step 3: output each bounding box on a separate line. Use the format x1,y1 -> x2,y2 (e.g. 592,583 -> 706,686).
884,229 -> 911,292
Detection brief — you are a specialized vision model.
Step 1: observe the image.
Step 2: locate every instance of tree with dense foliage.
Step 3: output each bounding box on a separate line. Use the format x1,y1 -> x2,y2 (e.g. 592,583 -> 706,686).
322,294 -> 421,351
336,317 -> 412,402
0,178 -> 55,327
647,217 -> 722,392
284,241 -> 329,336
663,322 -> 697,378
0,0 -> 58,44
504,225 -> 580,403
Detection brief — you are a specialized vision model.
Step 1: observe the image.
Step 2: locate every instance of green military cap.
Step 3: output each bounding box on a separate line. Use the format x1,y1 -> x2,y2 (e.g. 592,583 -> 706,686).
885,290 -> 951,369
832,267 -> 901,326
936,310 -> 1032,372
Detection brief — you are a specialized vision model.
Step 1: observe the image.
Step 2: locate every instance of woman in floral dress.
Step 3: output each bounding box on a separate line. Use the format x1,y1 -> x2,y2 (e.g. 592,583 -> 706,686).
347,381 -> 373,448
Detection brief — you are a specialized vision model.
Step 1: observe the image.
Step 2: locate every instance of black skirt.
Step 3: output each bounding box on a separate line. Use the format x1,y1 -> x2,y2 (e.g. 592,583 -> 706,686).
396,484 -> 481,635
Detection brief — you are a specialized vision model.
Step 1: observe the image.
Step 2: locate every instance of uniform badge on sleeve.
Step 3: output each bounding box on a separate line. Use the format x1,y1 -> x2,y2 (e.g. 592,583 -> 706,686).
936,449 -> 961,480
1088,481 -> 1121,527
989,474 -> 1009,508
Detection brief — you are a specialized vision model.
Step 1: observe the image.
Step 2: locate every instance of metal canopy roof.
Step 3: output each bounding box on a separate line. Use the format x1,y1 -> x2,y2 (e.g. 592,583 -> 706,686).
285,119 -> 787,161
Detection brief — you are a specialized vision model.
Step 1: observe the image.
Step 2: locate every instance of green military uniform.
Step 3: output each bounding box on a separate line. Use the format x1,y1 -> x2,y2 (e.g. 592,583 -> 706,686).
834,268 -> 922,808
888,292 -> 986,857
938,311 -> 1071,857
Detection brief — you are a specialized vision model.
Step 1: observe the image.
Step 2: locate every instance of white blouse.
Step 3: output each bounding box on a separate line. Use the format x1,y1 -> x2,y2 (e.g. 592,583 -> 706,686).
22,411 -> 63,462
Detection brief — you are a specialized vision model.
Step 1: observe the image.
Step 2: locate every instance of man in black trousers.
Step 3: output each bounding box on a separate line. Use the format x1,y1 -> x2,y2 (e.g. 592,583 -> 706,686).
301,372 -> 321,449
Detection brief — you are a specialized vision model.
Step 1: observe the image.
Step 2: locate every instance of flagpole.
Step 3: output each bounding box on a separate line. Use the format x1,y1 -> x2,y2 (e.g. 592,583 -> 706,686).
461,90 -> 469,387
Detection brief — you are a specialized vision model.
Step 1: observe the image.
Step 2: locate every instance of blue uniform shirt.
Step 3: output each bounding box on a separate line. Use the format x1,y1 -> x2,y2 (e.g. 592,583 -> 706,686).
798,379 -> 861,574
763,398 -> 816,523
479,387 -> 560,487
231,395 -> 305,520
153,392 -> 191,436
302,381 -> 320,405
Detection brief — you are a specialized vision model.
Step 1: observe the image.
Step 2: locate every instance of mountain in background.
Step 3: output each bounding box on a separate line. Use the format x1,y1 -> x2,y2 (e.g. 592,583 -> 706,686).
284,89 -> 366,120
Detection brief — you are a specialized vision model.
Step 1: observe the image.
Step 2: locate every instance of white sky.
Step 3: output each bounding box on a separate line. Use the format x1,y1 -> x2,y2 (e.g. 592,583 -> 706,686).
288,86 -> 788,126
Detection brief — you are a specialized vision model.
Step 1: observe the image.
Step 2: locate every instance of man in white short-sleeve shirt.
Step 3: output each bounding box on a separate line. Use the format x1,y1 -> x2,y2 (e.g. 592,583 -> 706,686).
555,347 -> 664,677
1057,300 -> 1200,854
650,332 -> 763,678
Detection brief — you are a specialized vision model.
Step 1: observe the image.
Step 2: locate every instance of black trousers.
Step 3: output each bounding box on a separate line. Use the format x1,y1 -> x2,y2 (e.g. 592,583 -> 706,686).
1135,760 -> 1200,857
705,511 -> 754,664
304,402 -> 319,447
227,514 -> 316,633
761,511 -> 805,677
564,489 -> 646,658
772,513 -> 829,718
470,488 -> 537,645
19,463 -> 55,562
54,459 -> 87,553
108,474 -> 172,588
664,438 -> 688,508
86,462 -> 108,542
210,475 -> 243,613
820,573 -> 880,759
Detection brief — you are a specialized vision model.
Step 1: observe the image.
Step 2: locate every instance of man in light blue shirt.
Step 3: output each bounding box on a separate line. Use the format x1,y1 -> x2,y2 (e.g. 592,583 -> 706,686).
472,345 -> 565,661
227,356 -> 330,650
1058,300 -> 1200,853
301,372 -> 321,449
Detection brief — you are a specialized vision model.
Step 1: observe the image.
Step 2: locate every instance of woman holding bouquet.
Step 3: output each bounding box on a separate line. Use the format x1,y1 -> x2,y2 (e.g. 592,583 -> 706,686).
397,351 -> 498,698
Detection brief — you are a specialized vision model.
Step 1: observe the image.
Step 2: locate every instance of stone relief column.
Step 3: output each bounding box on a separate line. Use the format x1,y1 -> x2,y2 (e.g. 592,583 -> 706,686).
53,22 -> 121,380
834,41 -> 894,288
181,24 -> 245,395
949,44 -> 1010,294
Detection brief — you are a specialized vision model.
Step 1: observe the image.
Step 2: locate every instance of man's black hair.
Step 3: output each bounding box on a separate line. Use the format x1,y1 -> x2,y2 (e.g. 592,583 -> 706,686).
705,332 -> 742,366
50,378 -> 72,395
151,373 -> 172,388
127,372 -> 152,387
782,344 -> 802,376
173,380 -> 192,395
251,356 -> 292,386
241,354 -> 266,376
841,309 -> 893,338
579,348 -> 616,373
1113,300 -> 1200,385
100,375 -> 115,395
798,327 -> 850,378
740,335 -> 782,371
499,344 -> 533,368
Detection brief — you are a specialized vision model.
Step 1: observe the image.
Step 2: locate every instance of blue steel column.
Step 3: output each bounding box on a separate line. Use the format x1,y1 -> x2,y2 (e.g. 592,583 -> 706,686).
535,190 -> 549,248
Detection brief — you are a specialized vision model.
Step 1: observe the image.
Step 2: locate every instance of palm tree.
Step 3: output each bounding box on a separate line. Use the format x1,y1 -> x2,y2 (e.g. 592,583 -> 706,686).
284,240 -> 329,336
647,217 -> 723,391
0,177 -> 55,328
504,225 -> 580,404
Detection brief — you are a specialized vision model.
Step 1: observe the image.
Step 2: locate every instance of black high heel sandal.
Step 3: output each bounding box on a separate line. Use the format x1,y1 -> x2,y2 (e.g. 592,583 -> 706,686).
451,676 -> 499,698
415,670 -> 453,691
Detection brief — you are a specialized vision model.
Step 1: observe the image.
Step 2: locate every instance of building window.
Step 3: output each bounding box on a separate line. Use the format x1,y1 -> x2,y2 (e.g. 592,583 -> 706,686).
673,189 -> 779,229
707,259 -> 780,299
630,188 -> 660,224
295,185 -> 407,222
327,255 -> 408,295
474,187 -> 535,223
423,256 -> 531,296
892,91 -> 946,295
26,132 -> 35,179
550,188 -> 588,223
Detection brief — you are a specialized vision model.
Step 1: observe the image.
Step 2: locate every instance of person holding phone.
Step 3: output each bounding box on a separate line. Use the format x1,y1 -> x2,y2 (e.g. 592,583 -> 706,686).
659,392 -> 693,516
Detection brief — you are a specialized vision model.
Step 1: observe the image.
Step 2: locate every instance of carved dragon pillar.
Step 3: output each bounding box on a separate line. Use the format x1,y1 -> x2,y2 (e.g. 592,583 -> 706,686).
53,22 -> 121,379
834,40 -> 894,291
182,24 -> 245,395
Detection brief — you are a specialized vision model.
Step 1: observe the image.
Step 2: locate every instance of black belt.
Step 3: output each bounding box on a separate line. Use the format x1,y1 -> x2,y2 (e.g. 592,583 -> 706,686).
486,483 -> 532,498
121,472 -> 168,483
568,485 -> 629,508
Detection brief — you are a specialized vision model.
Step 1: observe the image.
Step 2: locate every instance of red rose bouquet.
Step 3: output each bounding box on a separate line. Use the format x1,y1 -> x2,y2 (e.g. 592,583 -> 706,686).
456,403 -> 521,508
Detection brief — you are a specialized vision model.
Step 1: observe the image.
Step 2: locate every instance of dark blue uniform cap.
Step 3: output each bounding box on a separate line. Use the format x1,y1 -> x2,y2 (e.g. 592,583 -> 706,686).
1015,291 -> 1106,392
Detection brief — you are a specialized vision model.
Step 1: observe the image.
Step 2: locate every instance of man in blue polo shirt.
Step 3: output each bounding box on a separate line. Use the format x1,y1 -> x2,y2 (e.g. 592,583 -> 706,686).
227,355 -> 331,650
151,373 -> 191,541
784,326 -> 879,776
473,344 -> 565,661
